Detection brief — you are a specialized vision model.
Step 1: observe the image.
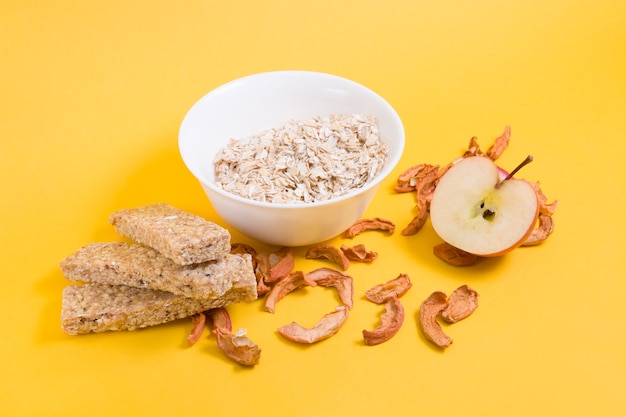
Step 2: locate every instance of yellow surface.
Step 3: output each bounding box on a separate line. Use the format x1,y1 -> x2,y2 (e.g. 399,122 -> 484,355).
1,1 -> 625,416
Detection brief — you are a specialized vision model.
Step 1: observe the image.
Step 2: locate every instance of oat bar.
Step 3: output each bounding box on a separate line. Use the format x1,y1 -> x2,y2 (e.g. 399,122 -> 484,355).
61,274 -> 257,335
109,203 -> 230,265
60,242 -> 252,299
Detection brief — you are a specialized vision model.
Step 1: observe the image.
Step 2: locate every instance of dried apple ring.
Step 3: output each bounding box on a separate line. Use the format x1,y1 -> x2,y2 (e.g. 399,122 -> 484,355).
278,305 -> 349,344
485,125 -> 511,160
264,271 -> 315,313
365,273 -> 412,304
441,285 -> 479,323
362,296 -> 404,346
267,247 -> 295,283
433,242 -> 479,267
306,244 -> 350,271
340,243 -> 378,263
345,217 -> 395,238
522,214 -> 555,246
187,312 -> 206,345
305,267 -> 354,309
207,308 -> 261,366
418,291 -> 452,348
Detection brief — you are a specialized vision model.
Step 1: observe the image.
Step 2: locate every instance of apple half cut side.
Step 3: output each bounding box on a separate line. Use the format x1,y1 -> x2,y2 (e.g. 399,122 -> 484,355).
429,156 -> 539,257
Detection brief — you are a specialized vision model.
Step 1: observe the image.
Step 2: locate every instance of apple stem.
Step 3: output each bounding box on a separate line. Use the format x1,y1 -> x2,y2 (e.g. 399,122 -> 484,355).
496,155 -> 533,188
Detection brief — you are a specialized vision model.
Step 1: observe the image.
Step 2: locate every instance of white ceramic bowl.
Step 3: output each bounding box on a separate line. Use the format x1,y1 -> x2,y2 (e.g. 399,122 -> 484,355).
179,71 -> 405,246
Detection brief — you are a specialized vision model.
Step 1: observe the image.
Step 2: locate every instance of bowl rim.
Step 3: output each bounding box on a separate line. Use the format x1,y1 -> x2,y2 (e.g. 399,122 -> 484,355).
179,70 -> 405,210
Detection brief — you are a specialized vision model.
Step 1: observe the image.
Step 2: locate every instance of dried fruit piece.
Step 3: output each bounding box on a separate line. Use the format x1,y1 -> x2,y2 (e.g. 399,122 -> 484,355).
365,273 -> 412,304
278,305 -> 349,344
231,243 -> 271,297
522,214 -> 555,246
208,308 -> 261,366
340,244 -> 378,263
461,126 -> 510,160
305,267 -> 354,309
394,164 -> 438,193
433,242 -> 479,267
207,306 -> 232,332
230,242 -> 258,257
363,297 -> 404,346
485,125 -> 511,161
253,252 -> 272,297
401,205 -> 429,236
441,285 -> 479,323
345,217 -> 395,238
401,164 -> 442,236
306,244 -> 350,271
463,136 -> 484,158
519,181 -> 557,246
267,247 -> 295,283
418,291 -> 452,348
215,329 -> 261,367
187,312 -> 206,345
264,271 -> 316,313
531,181 -> 558,216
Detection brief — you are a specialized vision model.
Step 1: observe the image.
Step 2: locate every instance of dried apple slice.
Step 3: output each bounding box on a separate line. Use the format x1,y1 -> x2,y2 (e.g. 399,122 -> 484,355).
207,308 -> 261,366
364,273 -> 412,304
187,312 -> 206,345
306,244 -> 350,271
305,267 -> 354,309
264,271 -> 315,313
433,242 -> 479,267
362,297 -> 404,346
340,244 -> 378,263
418,291 -> 452,348
441,285 -> 479,323
345,217 -> 395,238
267,247 -> 295,283
278,305 -> 349,344
522,214 -> 555,246
485,125 -> 511,160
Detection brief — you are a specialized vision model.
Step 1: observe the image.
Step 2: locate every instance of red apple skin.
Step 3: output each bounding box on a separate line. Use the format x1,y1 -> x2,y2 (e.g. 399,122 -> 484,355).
497,166 -> 509,182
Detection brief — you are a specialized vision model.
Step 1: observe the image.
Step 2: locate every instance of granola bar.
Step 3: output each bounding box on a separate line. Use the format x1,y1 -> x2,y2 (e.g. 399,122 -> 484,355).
109,203 -> 230,265
60,242 -> 252,299
61,273 -> 257,335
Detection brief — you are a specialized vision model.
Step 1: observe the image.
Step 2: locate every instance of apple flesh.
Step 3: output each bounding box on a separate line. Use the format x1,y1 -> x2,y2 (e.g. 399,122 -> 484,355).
429,156 -> 538,257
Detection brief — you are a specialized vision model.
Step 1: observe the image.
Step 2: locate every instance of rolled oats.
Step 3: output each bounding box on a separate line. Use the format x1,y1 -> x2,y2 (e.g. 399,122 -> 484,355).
213,114 -> 389,203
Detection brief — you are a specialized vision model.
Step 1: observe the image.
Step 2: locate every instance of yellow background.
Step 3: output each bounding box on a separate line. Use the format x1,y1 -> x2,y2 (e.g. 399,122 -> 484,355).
2,1 -> 625,416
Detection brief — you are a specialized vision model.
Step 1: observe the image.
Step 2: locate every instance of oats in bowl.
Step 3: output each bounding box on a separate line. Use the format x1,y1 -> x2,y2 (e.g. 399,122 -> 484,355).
178,70 -> 405,246
213,114 -> 389,204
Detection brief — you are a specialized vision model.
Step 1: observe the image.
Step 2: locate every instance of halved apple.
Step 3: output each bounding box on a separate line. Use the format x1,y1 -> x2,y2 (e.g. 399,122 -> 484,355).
429,156 -> 538,257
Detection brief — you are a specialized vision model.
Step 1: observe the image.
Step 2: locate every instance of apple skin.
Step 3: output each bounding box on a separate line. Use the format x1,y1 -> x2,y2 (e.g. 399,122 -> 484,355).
429,156 -> 539,257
